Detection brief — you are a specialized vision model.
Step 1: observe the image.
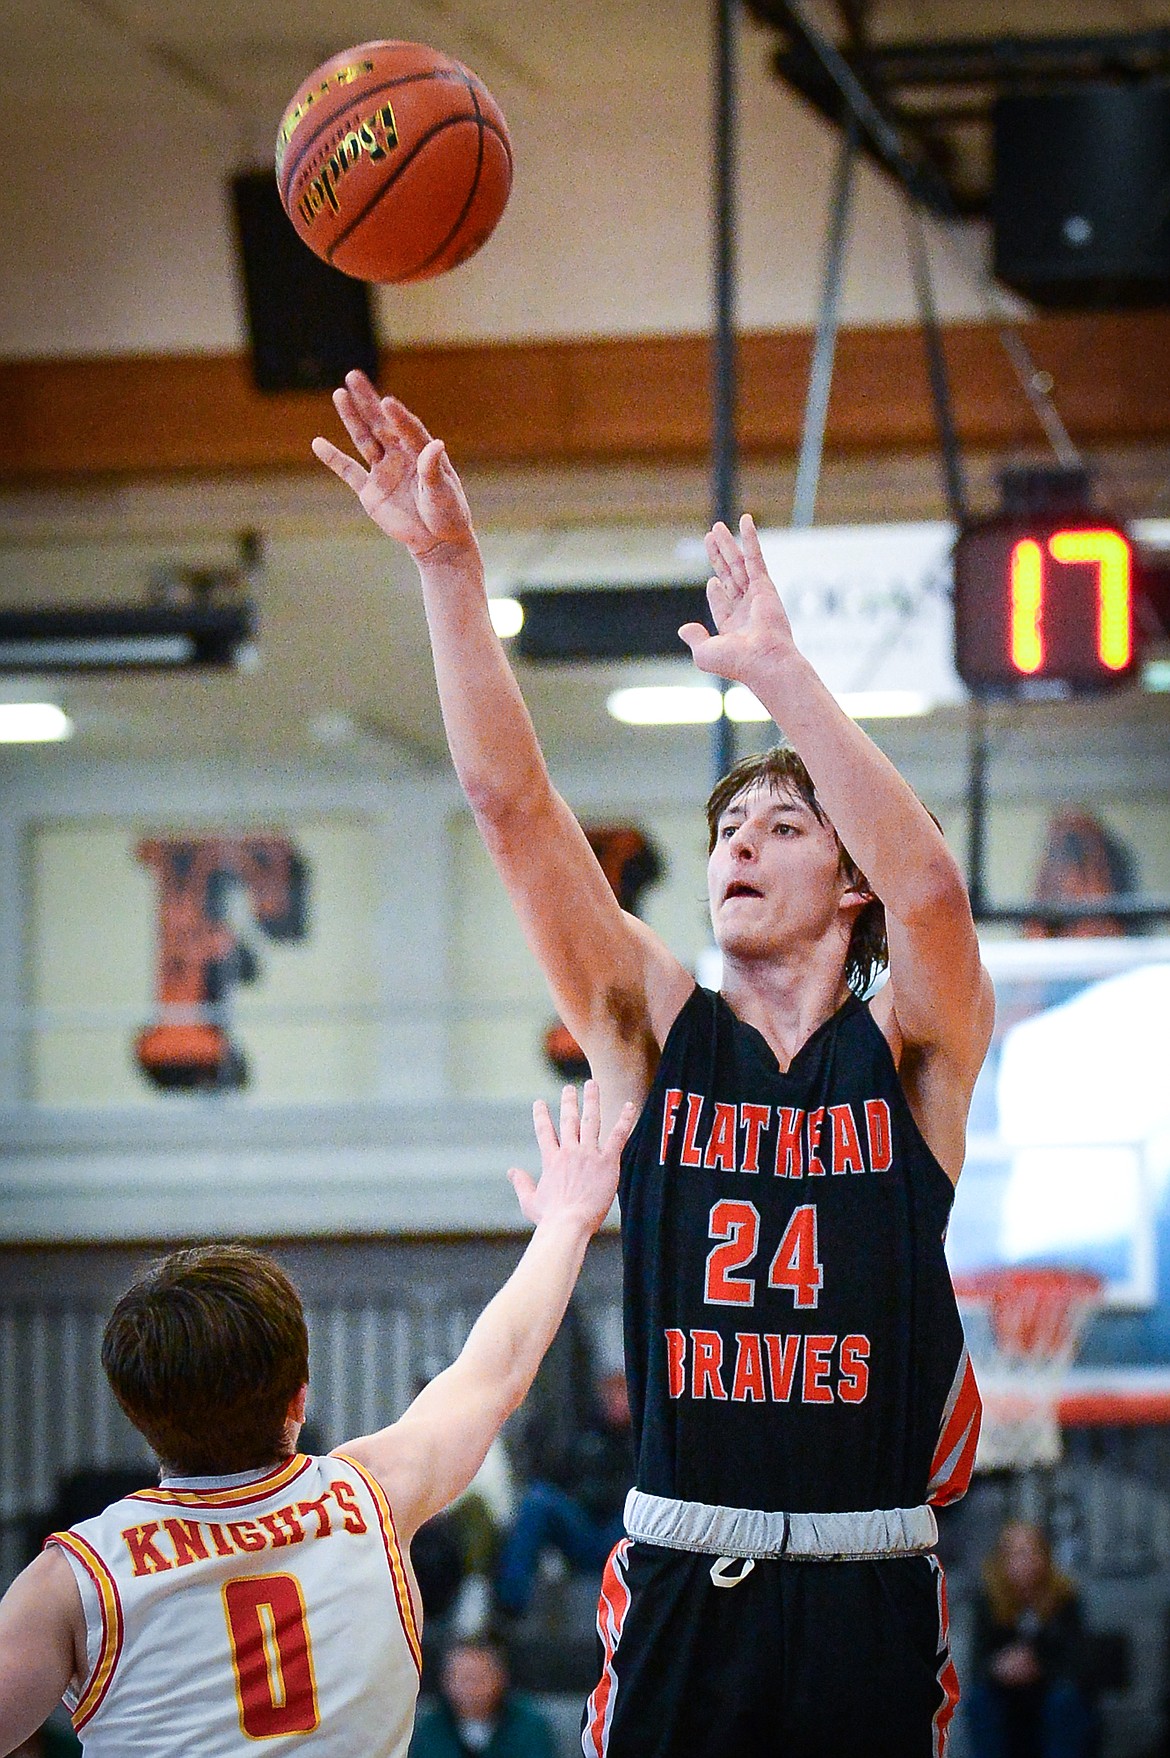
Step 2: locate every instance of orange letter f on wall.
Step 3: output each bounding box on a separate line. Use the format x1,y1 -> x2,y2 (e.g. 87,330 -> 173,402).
135,835 -> 308,1091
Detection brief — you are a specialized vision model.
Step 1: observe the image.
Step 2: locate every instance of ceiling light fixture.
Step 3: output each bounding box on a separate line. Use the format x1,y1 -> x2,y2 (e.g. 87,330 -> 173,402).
723,685 -> 771,722
608,683 -> 933,727
834,690 -> 931,718
607,685 -> 723,725
0,603 -> 256,672
0,702 -> 72,743
488,597 -> 524,639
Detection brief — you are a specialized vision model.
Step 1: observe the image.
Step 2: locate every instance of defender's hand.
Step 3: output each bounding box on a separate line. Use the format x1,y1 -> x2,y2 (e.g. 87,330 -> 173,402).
312,370 -> 477,566
678,513 -> 796,686
508,1080 -> 636,1235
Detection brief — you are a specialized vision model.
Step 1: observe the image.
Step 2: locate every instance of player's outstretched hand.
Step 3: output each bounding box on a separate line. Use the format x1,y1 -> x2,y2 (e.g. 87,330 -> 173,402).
678,513 -> 796,686
508,1080 -> 636,1236
312,370 -> 477,566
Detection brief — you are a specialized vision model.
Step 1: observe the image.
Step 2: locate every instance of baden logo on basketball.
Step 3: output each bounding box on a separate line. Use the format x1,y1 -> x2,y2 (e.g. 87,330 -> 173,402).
275,38 -> 513,284
295,106 -> 401,226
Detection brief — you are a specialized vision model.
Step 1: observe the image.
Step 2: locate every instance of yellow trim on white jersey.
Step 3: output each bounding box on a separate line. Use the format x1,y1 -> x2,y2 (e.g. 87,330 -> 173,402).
331,1452 -> 422,1675
47,1530 -> 124,1729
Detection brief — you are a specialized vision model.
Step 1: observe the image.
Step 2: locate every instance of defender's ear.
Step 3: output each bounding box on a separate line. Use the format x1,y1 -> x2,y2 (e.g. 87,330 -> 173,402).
289,1384 -> 308,1425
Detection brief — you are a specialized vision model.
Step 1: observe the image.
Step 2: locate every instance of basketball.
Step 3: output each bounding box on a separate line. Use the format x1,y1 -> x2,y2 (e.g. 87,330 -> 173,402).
275,40 -> 512,284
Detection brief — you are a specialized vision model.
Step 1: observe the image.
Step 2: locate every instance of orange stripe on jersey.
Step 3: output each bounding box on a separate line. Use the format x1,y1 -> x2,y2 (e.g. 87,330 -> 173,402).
584,1539 -> 632,1758
130,1455 -> 313,1509
927,1349 -> 982,1507
47,1531 -> 124,1729
332,1453 -> 422,1677
930,1556 -> 960,1756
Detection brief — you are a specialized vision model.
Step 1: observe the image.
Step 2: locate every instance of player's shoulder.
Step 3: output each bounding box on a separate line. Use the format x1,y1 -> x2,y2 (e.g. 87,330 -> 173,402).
9,1542 -> 88,1681
20,1541 -> 81,1597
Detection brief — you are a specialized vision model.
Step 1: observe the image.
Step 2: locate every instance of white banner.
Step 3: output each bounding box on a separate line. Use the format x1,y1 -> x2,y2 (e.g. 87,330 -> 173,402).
756,522 -> 964,710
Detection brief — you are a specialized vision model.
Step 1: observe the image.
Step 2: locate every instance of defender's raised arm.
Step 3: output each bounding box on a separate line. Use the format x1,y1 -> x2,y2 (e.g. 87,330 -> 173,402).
339,1081 -> 636,1539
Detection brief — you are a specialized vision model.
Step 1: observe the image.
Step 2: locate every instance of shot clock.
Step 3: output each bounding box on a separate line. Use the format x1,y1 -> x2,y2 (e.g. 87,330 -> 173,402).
953,517 -> 1137,696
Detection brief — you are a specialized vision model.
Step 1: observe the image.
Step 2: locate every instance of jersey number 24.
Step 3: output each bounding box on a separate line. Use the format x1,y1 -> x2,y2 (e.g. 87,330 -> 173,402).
705,1199 -> 824,1310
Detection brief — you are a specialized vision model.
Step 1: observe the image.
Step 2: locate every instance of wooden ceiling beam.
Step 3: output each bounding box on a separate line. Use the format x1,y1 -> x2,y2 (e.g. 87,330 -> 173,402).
1,312 -> 1167,482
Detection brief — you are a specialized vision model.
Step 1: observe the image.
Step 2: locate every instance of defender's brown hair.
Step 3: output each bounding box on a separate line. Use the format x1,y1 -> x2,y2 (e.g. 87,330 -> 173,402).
705,744 -> 888,998
101,1244 -> 309,1475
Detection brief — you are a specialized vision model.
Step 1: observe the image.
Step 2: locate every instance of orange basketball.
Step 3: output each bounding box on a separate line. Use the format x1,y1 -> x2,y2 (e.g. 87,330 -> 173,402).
275,40 -> 512,284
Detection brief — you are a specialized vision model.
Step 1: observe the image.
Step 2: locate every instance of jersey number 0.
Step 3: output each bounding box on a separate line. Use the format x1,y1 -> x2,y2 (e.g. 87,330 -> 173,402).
223,1574 -> 320,1738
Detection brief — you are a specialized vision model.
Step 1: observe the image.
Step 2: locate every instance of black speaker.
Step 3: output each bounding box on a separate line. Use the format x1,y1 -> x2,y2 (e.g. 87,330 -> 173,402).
231,170 -> 379,393
514,586 -> 712,661
993,83 -> 1170,308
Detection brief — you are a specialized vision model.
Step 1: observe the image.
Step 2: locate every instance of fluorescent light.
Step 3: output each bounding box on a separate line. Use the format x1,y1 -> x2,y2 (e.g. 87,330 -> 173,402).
834,690 -> 930,719
488,597 -> 524,639
608,683 -> 932,726
724,685 -> 771,722
0,635 -> 195,668
608,685 -> 722,725
1142,659 -> 1170,693
0,702 -> 72,743
0,603 -> 255,671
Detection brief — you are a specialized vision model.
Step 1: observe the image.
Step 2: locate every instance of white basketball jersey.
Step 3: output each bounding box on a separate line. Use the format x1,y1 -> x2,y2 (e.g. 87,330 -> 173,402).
48,1452 -> 421,1757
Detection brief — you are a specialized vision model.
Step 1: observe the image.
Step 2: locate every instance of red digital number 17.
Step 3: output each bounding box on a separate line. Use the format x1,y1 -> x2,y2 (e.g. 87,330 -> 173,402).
1009,528 -> 1132,676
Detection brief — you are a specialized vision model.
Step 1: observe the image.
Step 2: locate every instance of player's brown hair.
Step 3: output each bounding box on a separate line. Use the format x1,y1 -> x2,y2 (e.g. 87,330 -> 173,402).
101,1244 -> 309,1475
705,744 -> 888,998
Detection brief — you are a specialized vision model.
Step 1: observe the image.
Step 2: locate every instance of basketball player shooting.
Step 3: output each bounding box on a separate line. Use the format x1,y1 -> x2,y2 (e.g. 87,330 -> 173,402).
0,1081 -> 634,1758
314,372 -> 995,1758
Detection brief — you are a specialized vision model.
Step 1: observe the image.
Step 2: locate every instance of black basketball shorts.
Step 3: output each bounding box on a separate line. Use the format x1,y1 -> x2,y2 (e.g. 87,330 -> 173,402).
581,1538 -> 959,1758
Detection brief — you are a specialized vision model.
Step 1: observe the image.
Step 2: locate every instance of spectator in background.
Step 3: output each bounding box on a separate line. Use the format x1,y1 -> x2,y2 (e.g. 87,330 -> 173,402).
494,1369 -> 632,1619
1029,808 -> 1137,939
966,1520 -> 1097,1758
409,1637 -> 555,1758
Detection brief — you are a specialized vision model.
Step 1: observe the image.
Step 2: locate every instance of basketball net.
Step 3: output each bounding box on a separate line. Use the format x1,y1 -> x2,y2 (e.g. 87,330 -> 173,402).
953,1267 -> 1103,1471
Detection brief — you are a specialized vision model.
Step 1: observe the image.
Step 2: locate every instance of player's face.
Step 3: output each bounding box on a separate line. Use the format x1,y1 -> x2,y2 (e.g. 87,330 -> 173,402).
708,782 -> 856,963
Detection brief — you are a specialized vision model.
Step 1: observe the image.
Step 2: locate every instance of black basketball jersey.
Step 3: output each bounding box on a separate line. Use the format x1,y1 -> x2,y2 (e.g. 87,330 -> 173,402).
618,985 -> 981,1515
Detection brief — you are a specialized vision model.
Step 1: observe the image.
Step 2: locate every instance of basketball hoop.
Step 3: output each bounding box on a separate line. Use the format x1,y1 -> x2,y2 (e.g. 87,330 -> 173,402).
953,1266 -> 1103,1471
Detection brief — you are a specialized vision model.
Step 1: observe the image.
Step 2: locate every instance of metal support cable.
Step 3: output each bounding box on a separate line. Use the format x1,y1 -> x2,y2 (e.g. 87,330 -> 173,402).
904,198 -> 969,523
711,0 -> 740,780
792,119 -> 858,528
756,0 -> 1084,470
762,0 -> 952,210
993,320 -> 1083,469
912,219 -> 1084,471
712,0 -> 740,535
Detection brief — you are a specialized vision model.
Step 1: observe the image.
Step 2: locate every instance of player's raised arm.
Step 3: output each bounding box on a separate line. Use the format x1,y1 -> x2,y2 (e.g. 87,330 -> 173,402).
681,515 -> 993,1175
338,1080 -> 636,1542
314,373 -> 691,1105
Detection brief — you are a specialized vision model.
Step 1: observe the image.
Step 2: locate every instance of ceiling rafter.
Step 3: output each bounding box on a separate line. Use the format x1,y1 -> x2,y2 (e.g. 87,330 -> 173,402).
747,2 -> 1170,214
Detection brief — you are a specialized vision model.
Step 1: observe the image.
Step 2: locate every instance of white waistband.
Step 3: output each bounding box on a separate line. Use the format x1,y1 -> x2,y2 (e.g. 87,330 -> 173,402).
624,1489 -> 938,1562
